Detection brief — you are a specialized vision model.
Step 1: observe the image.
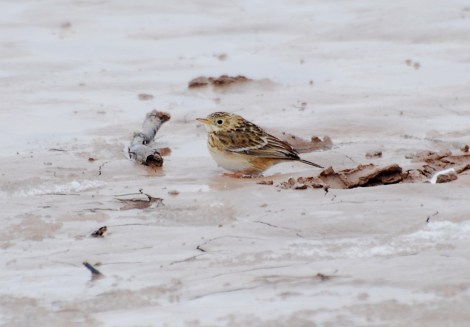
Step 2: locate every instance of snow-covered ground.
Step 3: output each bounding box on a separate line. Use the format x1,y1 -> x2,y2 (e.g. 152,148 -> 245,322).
1,0 -> 470,326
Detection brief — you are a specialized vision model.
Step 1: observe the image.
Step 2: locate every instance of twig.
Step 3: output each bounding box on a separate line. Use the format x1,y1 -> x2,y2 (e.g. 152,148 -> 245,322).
83,261 -> 103,276
196,245 -> 206,252
128,110 -> 171,167
169,254 -> 203,266
98,161 -> 109,176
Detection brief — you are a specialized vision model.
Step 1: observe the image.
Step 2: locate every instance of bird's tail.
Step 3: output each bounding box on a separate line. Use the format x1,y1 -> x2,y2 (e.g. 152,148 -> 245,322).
299,159 -> 324,169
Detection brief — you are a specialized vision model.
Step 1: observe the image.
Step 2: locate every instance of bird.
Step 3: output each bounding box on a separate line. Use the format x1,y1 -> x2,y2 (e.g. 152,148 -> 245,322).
196,112 -> 324,177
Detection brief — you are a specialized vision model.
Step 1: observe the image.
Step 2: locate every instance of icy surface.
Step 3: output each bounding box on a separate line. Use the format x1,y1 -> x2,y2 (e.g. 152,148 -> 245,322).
1,0 -> 470,326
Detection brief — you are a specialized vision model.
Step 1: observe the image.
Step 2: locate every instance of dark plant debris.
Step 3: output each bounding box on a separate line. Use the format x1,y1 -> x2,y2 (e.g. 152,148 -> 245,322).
196,245 -> 206,252
257,180 -> 274,185
188,75 -> 251,88
128,110 -> 170,168
91,226 -> 107,237
83,261 -> 103,276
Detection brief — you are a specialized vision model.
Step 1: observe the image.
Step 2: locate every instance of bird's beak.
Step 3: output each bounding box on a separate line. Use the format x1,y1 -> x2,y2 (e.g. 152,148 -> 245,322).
196,118 -> 209,124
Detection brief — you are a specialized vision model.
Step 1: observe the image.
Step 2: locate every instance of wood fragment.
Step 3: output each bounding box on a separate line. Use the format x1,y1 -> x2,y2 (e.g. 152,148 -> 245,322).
128,110 -> 171,168
196,245 -> 206,252
83,261 -> 103,276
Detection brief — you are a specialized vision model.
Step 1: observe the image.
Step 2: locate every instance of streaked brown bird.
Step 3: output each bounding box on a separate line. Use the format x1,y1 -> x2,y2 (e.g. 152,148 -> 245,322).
196,112 -> 323,177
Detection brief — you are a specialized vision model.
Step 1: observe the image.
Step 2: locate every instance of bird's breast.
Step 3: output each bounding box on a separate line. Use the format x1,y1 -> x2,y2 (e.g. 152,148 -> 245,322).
207,138 -> 252,172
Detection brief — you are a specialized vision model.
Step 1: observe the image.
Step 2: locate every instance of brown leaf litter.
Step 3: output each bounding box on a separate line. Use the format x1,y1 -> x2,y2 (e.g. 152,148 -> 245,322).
188,75 -> 251,88
279,150 -> 470,190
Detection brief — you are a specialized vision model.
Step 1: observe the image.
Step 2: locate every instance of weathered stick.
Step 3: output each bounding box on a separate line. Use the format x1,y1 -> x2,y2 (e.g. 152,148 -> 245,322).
128,110 -> 171,167
83,261 -> 103,276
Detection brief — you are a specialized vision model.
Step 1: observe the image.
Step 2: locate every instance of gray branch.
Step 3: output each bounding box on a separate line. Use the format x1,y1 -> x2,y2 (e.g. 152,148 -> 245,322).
128,110 -> 171,167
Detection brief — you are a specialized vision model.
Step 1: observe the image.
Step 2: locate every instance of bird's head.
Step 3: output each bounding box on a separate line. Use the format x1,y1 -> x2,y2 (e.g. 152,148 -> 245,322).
196,112 -> 243,132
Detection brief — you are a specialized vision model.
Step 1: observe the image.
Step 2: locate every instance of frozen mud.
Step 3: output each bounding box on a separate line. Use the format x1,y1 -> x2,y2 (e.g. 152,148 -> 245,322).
1,0 -> 470,326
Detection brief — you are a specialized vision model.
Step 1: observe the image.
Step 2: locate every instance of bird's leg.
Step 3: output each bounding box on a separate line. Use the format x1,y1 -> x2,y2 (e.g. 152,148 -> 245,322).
223,169 -> 262,179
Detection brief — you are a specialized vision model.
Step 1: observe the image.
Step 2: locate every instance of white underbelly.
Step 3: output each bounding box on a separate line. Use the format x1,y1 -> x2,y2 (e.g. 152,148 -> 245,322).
209,147 -> 252,172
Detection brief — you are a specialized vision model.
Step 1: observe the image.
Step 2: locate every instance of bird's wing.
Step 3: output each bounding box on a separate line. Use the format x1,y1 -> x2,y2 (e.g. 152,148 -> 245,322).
224,130 -> 299,160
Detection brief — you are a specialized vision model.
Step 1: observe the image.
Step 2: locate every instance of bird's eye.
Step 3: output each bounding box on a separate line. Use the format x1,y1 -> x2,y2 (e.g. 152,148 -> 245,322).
216,119 -> 224,125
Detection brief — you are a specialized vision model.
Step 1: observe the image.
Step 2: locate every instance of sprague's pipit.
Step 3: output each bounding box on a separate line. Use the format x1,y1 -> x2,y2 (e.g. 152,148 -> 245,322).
196,112 -> 324,177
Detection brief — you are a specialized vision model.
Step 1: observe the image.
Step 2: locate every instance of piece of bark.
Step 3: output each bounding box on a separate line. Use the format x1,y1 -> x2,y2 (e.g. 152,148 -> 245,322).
128,110 -> 171,167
